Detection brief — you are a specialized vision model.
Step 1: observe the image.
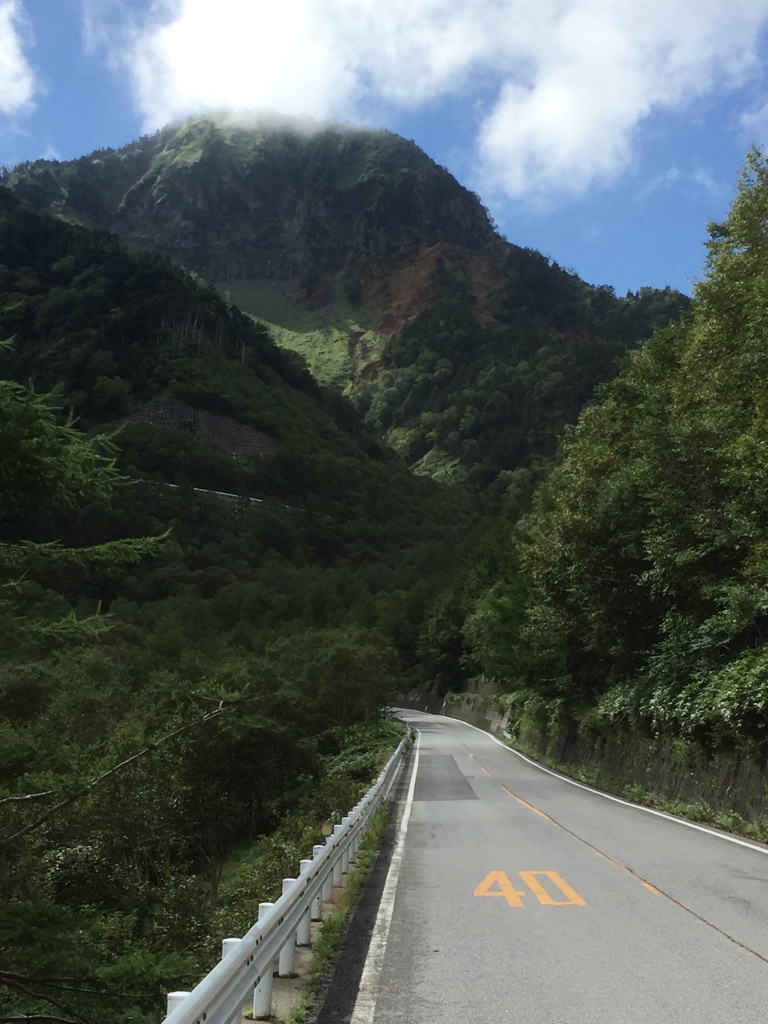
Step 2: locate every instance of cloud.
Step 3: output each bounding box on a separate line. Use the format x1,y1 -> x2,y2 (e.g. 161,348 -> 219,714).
740,99 -> 768,144
92,0 -> 768,201
0,0 -> 36,116
636,165 -> 726,203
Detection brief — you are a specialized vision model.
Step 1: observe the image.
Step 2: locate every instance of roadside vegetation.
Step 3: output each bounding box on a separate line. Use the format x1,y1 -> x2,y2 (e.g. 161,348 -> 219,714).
0,187 -> 453,1024
424,149 -> 768,833
507,734 -> 768,845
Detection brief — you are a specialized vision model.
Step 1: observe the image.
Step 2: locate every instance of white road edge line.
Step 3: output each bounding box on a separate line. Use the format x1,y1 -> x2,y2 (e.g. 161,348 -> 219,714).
398,710 -> 768,856
349,730 -> 421,1024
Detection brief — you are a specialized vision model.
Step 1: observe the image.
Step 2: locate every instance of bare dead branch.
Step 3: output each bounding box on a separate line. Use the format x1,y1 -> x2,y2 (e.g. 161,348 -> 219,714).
0,707 -> 226,846
0,976 -> 94,1024
0,792 -> 55,807
0,1015 -> 81,1023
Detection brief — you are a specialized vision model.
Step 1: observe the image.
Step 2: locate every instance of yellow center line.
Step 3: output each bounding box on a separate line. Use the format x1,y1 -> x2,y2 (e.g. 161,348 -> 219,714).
503,786 -> 550,819
463,743 -> 768,965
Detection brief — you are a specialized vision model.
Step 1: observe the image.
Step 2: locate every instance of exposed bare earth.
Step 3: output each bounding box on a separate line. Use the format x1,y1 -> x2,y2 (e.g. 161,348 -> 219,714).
359,240 -> 510,336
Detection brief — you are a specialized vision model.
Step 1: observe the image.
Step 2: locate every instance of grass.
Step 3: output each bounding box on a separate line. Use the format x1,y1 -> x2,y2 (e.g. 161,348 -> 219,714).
411,447 -> 466,483
269,325 -> 355,389
213,277 -> 386,391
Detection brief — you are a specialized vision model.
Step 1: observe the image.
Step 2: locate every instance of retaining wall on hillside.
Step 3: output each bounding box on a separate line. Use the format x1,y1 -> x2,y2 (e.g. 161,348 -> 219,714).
401,690 -> 767,829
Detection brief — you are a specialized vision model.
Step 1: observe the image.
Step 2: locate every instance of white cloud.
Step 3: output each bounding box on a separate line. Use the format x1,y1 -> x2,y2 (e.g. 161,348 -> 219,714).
90,0 -> 768,201
476,0 -> 766,199
0,0 -> 36,116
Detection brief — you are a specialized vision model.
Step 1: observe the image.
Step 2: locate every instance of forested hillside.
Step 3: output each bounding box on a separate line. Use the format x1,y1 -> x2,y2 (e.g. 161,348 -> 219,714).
3,114 -> 691,488
366,258 -> 689,495
0,186 -> 468,1023
431,150 -> 768,826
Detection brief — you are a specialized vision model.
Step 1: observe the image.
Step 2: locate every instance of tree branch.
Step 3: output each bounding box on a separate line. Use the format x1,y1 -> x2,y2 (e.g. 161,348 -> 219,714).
0,791 -> 55,807
1,706 -> 226,846
0,973 -> 104,995
0,976 -> 94,1024
0,973 -> 95,985
0,1015 -> 81,1023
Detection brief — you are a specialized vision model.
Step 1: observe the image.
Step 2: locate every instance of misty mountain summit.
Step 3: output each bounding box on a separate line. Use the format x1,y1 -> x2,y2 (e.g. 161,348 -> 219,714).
3,111 -> 690,490
4,113 -> 496,281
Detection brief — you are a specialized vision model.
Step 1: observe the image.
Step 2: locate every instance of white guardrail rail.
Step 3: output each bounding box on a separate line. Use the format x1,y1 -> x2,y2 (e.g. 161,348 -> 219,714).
163,732 -> 410,1024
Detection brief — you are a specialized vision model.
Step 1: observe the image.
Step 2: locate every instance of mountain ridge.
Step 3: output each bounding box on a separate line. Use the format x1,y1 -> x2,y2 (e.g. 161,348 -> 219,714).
4,114 -> 497,280
3,112 -> 692,493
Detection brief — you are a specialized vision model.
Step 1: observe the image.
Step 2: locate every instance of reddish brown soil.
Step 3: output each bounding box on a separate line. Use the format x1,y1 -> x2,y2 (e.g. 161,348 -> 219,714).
358,240 -> 510,336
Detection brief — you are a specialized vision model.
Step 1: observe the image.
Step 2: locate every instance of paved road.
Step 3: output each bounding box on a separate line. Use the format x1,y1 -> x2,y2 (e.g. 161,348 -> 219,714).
350,711 -> 768,1023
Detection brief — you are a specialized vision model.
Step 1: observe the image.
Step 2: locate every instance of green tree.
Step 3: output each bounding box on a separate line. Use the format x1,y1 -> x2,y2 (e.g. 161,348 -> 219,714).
506,147 -> 768,750
0,371 -> 156,653
260,626 -> 399,739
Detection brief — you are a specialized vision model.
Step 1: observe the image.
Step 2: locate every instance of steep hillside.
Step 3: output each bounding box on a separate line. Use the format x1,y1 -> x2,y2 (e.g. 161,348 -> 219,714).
2,113 -> 496,324
3,113 -> 691,492
0,186 -> 474,1022
0,183 -> 467,640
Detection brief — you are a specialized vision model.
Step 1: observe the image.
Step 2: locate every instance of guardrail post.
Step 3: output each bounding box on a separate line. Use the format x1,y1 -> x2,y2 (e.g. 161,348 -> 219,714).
252,903 -> 275,1020
341,816 -> 351,873
166,992 -> 190,1018
298,860 -> 312,944
221,939 -> 243,1024
313,846 -> 327,915
322,836 -> 335,901
278,879 -> 297,976
332,824 -> 344,886
349,820 -> 359,864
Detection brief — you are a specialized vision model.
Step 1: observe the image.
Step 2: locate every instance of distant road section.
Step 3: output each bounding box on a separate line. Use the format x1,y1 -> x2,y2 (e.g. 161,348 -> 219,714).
350,711 -> 768,1024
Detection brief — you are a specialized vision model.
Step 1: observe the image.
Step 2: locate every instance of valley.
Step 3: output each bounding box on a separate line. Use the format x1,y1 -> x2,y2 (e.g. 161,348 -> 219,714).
1,114 -> 766,1024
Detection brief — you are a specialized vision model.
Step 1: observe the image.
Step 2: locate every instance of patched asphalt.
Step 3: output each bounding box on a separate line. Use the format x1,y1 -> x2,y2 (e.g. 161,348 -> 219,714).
312,713 -> 768,1023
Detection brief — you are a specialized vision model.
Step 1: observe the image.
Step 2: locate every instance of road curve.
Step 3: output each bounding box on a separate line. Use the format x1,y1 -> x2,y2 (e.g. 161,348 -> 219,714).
350,711 -> 768,1024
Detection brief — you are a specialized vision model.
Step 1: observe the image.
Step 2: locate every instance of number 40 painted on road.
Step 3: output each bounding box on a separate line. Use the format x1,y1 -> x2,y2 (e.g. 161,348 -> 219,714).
474,870 -> 586,907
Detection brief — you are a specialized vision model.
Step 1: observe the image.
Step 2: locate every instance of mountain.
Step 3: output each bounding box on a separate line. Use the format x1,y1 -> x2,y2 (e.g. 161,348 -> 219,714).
2,113 -> 497,342
3,113 -> 691,495
1,121 -> 763,1024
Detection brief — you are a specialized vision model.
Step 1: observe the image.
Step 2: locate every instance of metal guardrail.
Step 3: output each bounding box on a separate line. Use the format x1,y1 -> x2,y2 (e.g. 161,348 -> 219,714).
162,482 -> 303,515
163,733 -> 409,1024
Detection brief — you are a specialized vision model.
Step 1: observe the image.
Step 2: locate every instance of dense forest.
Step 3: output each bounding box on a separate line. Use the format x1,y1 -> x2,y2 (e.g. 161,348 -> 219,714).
366,255 -> 689,498
0,185 -> 467,1024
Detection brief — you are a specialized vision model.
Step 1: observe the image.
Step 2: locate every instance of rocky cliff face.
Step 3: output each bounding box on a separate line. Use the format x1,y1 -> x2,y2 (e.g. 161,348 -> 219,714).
5,115 -> 497,284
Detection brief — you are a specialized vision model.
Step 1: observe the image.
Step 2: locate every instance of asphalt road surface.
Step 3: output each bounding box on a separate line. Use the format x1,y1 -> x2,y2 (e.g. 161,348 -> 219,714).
342,710 -> 768,1024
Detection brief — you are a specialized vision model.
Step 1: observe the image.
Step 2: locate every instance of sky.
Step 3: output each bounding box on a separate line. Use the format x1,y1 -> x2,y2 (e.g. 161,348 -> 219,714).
3,1 -> 768,297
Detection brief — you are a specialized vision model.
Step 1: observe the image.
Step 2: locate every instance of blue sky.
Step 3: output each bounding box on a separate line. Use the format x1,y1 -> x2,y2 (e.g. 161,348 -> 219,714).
3,0 -> 768,297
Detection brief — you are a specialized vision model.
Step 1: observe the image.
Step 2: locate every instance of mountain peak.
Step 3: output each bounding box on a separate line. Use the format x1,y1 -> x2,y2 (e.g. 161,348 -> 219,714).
6,113 -> 498,284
